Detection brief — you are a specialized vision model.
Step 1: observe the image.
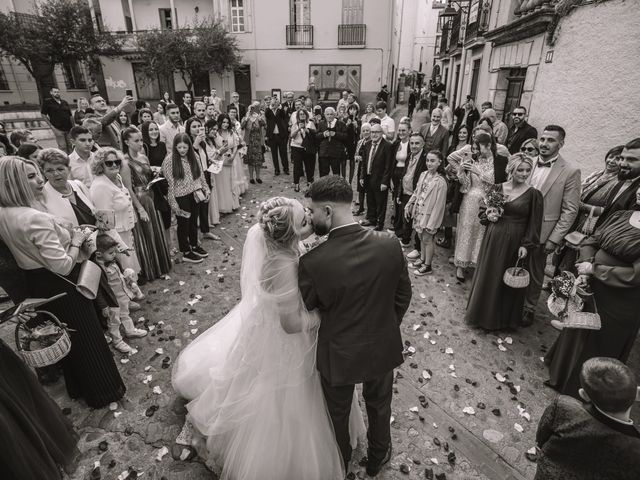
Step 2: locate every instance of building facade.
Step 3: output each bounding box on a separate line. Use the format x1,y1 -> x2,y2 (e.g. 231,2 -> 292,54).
0,0 -> 396,110
435,0 -> 640,172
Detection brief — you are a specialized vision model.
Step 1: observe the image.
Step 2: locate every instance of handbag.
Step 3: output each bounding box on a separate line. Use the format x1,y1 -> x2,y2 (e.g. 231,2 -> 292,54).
193,189 -> 207,203
53,260 -> 102,300
563,206 -> 596,250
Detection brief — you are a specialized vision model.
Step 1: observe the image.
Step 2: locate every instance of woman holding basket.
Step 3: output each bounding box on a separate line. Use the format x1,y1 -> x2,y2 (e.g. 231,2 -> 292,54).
465,153 -> 543,330
0,156 -> 125,408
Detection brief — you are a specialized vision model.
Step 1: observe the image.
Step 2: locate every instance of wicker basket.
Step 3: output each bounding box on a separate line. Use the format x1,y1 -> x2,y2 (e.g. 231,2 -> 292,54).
564,310 -> 601,330
15,310 -> 71,368
547,293 -> 584,318
503,259 -> 530,288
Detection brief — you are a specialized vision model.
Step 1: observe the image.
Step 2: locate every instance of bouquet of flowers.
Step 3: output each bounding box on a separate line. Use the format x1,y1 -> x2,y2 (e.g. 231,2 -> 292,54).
547,271 -> 583,319
485,185 -> 506,222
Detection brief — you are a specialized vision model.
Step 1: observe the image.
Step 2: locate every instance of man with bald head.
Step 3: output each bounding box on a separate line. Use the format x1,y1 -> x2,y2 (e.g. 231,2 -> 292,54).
89,93 -> 135,149
482,108 -> 508,144
419,108 -> 449,158
316,107 -> 348,177
227,92 -> 246,118
359,123 -> 394,230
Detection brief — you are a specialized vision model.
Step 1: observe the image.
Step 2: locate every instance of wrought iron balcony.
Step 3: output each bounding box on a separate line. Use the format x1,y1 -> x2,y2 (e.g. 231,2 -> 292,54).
338,24 -> 366,47
286,24 -> 313,47
465,0 -> 492,45
438,30 -> 449,58
447,12 -> 463,54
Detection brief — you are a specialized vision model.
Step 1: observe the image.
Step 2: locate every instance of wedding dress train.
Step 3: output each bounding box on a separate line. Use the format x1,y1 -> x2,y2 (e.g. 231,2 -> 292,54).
172,224 -> 364,479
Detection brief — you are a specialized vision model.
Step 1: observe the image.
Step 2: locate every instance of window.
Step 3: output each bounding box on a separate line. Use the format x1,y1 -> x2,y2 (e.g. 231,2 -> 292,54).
159,8 -> 177,30
132,63 -> 160,101
469,58 -> 481,100
62,61 -> 87,90
0,65 -> 9,90
230,0 -> 245,32
290,0 -> 310,25
342,0 -> 363,24
120,0 -> 133,32
91,0 -> 104,32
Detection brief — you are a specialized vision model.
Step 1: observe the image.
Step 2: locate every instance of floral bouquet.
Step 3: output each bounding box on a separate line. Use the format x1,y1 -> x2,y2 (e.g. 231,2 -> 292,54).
547,271 -> 584,319
485,185 -> 506,222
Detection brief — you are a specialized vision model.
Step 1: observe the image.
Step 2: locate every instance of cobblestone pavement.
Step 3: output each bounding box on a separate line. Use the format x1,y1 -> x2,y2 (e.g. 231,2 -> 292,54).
2,152 -> 639,480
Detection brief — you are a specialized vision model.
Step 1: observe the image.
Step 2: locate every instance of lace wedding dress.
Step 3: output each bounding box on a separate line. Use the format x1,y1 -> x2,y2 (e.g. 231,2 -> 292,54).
172,224 -> 364,479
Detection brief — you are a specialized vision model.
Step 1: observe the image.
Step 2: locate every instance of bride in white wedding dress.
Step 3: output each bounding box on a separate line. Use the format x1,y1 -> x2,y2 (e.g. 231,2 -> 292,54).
172,197 -> 365,479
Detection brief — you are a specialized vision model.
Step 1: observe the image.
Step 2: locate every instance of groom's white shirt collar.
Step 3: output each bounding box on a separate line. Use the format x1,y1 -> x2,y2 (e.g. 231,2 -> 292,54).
330,222 -> 359,234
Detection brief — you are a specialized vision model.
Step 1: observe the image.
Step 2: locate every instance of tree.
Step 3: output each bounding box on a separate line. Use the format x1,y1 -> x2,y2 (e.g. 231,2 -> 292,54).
137,17 -> 241,95
0,0 -> 123,104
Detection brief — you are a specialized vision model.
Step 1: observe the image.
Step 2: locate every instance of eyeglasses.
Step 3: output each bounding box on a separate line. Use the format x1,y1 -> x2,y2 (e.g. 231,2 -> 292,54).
521,147 -> 538,154
512,112 -> 525,117
104,160 -> 122,168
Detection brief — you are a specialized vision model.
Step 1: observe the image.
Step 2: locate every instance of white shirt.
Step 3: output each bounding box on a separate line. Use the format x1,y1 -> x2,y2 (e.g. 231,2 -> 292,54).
68,149 -> 94,188
395,140 -> 409,168
530,155 -> 559,190
441,106 -> 453,131
380,115 -> 395,140
159,121 -> 184,148
330,222 -> 359,234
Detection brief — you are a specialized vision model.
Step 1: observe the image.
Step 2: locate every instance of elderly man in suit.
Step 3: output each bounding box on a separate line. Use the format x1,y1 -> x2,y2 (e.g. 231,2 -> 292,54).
360,123 -> 394,231
227,92 -> 247,119
264,96 -> 290,175
89,94 -> 135,149
397,133 -> 427,247
419,108 -> 449,158
595,137 -> 640,227
316,107 -> 348,177
300,175 -> 412,476
523,125 -> 580,326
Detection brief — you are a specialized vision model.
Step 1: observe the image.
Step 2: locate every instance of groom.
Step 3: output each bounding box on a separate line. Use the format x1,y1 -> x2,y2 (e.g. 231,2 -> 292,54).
299,175 -> 412,476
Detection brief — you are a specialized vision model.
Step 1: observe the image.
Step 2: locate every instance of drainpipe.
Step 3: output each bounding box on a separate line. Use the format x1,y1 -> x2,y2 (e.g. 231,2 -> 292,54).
395,0 -> 405,106
128,0 -> 137,32
170,0 -> 177,28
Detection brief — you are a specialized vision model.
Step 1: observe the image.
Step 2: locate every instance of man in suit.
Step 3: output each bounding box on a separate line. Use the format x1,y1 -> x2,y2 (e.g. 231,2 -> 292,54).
315,107 -> 348,177
280,91 -> 295,124
419,108 -> 449,158
595,137 -> 640,227
179,92 -> 193,122
264,96 -> 290,175
524,125 -> 580,325
299,175 -> 412,477
89,94 -> 135,149
397,133 -> 427,246
506,106 -> 538,154
227,91 -> 247,119
360,124 -> 394,231
535,357 -> 640,480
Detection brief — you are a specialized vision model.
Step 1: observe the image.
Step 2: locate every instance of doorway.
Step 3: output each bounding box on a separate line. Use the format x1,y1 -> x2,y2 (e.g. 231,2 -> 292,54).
503,67 -> 527,126
192,71 -> 211,100
233,65 -> 252,106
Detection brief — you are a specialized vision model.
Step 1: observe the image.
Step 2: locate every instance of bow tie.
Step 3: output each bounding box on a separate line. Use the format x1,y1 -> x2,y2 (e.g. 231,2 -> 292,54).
537,160 -> 555,168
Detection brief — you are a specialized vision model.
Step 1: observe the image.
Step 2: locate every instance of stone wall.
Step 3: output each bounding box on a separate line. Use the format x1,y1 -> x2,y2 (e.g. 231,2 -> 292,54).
528,0 -> 640,173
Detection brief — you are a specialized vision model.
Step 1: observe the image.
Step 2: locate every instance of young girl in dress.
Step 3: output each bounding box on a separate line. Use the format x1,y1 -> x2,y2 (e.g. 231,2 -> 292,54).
404,150 -> 448,275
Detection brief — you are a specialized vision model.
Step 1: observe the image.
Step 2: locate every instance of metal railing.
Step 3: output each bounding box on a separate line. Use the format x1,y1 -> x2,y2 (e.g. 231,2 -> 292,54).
447,12 -> 463,54
286,24 -> 313,47
338,24 -> 366,46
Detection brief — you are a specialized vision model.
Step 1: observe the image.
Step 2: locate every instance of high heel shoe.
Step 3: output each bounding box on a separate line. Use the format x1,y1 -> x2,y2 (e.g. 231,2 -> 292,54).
294,184 -> 300,192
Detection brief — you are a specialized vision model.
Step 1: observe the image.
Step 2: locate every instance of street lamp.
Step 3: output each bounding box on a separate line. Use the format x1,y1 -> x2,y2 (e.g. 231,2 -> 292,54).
437,1 -> 470,30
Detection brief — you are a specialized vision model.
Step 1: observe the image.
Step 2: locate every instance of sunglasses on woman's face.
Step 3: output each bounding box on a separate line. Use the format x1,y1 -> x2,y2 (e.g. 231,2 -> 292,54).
104,159 -> 122,168
521,147 -> 538,154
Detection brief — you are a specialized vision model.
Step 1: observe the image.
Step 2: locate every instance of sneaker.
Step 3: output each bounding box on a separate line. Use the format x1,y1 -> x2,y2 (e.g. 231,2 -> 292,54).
203,232 -> 221,241
129,301 -> 141,311
256,178 -> 263,184
192,246 -> 209,258
113,340 -> 134,354
124,327 -> 148,338
410,260 -> 423,268
414,265 -> 433,276
400,240 -> 411,248
182,251 -> 203,263
406,249 -> 420,260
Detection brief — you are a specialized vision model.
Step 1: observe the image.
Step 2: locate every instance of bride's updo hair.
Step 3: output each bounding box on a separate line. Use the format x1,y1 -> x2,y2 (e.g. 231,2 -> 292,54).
258,197 -> 302,250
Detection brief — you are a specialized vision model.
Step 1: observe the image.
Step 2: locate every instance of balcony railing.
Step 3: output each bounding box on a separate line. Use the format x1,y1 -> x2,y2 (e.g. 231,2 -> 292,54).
286,24 -> 313,47
338,24 -> 366,46
447,12 -> 463,54
439,29 -> 449,57
465,0 -> 492,44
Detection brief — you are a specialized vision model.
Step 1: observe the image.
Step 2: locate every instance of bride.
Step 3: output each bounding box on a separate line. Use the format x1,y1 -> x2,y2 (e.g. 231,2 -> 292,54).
172,197 -> 365,479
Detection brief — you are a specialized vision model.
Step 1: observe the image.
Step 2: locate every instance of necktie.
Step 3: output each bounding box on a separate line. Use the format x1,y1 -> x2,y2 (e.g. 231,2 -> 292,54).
368,142 -> 379,175
537,160 -> 554,168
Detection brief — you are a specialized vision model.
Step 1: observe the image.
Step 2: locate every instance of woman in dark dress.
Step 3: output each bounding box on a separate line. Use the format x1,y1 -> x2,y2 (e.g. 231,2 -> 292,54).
553,145 -> 623,274
544,209 -> 640,398
122,126 -> 172,281
0,157 -> 126,408
466,154 -> 543,330
344,103 -> 360,183
141,120 -> 172,240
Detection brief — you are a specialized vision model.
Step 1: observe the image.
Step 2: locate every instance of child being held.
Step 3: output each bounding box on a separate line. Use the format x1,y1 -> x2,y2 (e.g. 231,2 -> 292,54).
95,234 -> 147,354
404,149 -> 448,275
535,357 -> 640,480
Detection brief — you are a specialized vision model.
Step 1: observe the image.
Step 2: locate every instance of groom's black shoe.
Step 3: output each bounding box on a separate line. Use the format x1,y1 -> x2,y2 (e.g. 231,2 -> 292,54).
366,445 -> 392,477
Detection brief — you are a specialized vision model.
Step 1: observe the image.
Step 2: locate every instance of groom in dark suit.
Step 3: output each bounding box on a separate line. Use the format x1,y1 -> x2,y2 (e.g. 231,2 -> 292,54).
299,175 -> 412,476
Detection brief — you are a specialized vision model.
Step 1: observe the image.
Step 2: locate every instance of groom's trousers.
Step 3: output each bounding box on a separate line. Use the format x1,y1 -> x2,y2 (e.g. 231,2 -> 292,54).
321,370 -> 394,469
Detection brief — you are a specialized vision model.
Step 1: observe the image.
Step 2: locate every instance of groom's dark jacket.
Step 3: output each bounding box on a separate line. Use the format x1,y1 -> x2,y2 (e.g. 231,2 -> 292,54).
299,224 -> 412,386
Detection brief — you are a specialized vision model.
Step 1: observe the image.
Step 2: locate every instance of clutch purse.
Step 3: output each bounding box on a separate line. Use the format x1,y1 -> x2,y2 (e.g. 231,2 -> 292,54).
564,206 -> 596,249
193,189 -> 207,204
